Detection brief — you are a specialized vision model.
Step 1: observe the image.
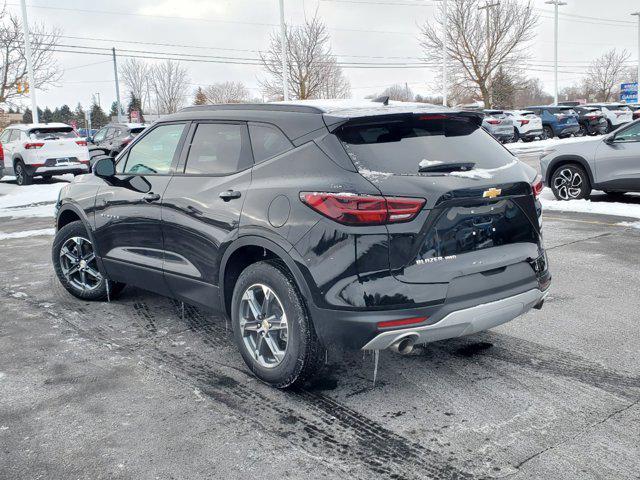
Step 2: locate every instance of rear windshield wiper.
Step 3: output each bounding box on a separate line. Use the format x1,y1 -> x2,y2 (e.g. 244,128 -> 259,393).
418,162 -> 475,173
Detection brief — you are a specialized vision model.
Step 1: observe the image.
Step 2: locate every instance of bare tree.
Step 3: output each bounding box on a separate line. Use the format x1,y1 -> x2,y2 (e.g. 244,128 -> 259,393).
585,49 -> 631,102
204,81 -> 250,104
120,58 -> 150,112
513,77 -> 552,108
0,9 -> 62,105
379,84 -> 414,102
149,60 -> 189,114
260,14 -> 350,100
420,0 -> 538,108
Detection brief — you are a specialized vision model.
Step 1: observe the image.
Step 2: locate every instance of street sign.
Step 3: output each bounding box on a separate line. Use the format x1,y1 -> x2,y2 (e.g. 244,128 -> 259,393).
130,110 -> 140,123
620,82 -> 638,103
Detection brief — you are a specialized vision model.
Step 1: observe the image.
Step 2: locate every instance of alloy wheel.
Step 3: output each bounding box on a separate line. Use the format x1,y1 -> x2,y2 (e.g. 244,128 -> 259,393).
553,168 -> 583,200
239,284 -> 289,368
59,236 -> 103,291
15,164 -> 24,185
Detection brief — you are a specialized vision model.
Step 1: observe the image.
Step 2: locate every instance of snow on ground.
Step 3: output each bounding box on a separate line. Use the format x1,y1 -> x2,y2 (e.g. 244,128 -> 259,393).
0,228 -> 55,240
506,135 -> 601,156
0,179 -> 68,218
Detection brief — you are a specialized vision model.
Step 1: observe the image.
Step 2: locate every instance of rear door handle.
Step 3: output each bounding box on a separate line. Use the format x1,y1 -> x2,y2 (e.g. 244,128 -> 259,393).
143,193 -> 161,203
219,190 -> 242,201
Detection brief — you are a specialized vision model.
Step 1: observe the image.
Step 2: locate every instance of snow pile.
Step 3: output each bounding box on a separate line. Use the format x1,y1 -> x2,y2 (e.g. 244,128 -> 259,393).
507,135 -> 601,156
0,182 -> 66,218
539,188 -> 640,223
0,228 -> 56,240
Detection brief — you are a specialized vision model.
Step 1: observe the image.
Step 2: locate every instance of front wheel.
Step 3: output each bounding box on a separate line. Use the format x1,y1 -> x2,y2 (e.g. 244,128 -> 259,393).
14,161 -> 33,186
52,221 -> 125,301
542,126 -> 554,140
512,128 -> 519,143
231,260 -> 325,388
577,124 -> 587,137
550,165 -> 591,200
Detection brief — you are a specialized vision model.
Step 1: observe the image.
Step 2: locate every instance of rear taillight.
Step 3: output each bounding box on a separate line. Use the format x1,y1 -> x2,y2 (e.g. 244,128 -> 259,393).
300,192 -> 425,226
519,119 -> 529,126
24,142 -> 44,149
586,115 -> 598,120
0,143 -> 3,162
76,140 -> 88,146
377,316 -> 427,329
486,119 -> 501,125
532,175 -> 543,198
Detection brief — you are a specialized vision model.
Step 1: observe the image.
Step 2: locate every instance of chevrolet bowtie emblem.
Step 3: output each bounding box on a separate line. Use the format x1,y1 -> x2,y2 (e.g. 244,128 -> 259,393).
483,187 -> 502,198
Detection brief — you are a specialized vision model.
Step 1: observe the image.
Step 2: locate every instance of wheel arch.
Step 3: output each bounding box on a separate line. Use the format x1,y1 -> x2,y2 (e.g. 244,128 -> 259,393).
219,235 -> 313,319
545,155 -> 595,186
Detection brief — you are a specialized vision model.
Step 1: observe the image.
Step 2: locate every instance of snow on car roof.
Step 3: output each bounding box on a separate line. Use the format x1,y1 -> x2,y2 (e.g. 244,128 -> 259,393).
12,123 -> 72,130
274,99 -> 449,116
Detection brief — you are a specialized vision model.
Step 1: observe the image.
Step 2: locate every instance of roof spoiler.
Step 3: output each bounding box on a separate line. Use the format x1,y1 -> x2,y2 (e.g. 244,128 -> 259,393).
324,110 -> 484,132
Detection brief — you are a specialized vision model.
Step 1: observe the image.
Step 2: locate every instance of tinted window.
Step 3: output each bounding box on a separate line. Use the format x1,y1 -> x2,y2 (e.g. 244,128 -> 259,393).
184,123 -> 247,175
615,122 -> 640,142
123,123 -> 185,174
335,115 -> 514,175
130,127 -> 145,136
93,128 -> 107,142
29,127 -> 77,140
249,124 -> 292,163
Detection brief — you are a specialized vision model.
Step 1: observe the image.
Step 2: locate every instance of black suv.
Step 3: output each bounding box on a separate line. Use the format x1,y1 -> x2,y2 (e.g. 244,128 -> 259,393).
89,123 -> 146,161
52,101 -> 550,388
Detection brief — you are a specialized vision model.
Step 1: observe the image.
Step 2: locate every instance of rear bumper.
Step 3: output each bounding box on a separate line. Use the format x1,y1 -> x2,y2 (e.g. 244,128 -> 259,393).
556,125 -> 579,136
26,163 -> 89,176
361,288 -> 547,350
520,129 -> 542,139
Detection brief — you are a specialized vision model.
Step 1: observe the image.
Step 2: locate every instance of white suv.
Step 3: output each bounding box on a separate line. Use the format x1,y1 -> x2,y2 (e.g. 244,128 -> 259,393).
0,123 -> 90,186
585,103 -> 633,132
505,110 -> 543,142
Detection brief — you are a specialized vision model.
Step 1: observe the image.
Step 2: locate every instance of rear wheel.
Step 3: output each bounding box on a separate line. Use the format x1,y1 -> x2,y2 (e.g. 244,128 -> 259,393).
606,120 -> 613,133
577,124 -> 587,137
543,126 -> 554,140
512,128 -> 519,143
52,221 -> 125,301
550,164 -> 591,200
231,260 -> 325,388
14,161 -> 32,186
42,175 -> 53,182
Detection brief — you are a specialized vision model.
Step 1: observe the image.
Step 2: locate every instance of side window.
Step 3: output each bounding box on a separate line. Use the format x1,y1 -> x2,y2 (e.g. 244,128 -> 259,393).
614,123 -> 640,142
184,123 -> 249,175
249,123 -> 292,163
0,130 -> 11,142
10,130 -> 21,142
105,128 -> 116,140
93,128 -> 107,142
122,123 -> 186,175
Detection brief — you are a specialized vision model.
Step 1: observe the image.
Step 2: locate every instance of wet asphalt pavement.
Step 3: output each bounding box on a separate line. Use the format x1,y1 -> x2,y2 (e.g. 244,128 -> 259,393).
1,200 -> 639,479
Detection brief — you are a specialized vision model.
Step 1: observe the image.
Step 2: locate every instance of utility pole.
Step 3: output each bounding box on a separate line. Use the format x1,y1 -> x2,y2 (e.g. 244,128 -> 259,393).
633,12 -> 640,103
546,0 -> 567,105
478,1 -> 500,108
442,0 -> 448,106
278,0 -> 289,101
111,48 -> 123,122
93,92 -> 101,108
19,0 -> 38,123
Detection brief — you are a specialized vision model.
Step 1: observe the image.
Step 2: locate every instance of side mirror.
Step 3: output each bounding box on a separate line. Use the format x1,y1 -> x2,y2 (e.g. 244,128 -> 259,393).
603,135 -> 615,145
87,136 -> 93,143
93,156 -> 115,178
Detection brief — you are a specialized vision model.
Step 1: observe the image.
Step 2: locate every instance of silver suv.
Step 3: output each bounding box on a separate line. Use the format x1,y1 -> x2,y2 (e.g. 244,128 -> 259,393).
540,120 -> 640,200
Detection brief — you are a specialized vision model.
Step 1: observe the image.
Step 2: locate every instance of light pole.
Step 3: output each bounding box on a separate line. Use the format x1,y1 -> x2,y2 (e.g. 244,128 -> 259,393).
19,0 -> 38,123
546,0 -> 567,105
278,0 -> 289,101
442,0 -> 448,106
478,1 -> 500,108
112,48 -> 124,122
633,12 -> 640,102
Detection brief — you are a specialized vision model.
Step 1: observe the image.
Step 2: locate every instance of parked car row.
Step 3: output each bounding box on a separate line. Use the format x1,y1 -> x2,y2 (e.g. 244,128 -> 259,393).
0,122 -> 148,185
478,102 -> 637,143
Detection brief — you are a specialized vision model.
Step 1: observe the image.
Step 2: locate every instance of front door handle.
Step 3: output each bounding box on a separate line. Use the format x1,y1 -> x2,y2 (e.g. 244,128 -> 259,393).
143,193 -> 161,203
219,190 -> 242,201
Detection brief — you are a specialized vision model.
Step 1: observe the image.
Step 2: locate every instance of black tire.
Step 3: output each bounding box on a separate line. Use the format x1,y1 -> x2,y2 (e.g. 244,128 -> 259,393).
606,120 -> 613,133
521,137 -> 533,143
512,128 -> 519,143
42,175 -> 53,182
577,124 -> 587,137
231,260 -> 325,388
550,164 -> 591,201
14,160 -> 33,186
543,126 -> 554,140
52,220 -> 125,301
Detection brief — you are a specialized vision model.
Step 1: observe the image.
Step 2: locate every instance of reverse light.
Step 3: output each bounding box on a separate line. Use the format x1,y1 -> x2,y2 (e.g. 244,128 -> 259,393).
532,175 -> 543,198
24,142 -> 44,149
76,140 -> 88,146
377,316 -> 427,329
300,192 -> 425,226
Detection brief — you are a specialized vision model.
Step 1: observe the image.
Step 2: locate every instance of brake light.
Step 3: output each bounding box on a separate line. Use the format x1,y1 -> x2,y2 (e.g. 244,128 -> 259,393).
586,115 -> 598,120
519,119 -> 530,126
418,114 -> 447,121
300,192 -> 425,225
24,142 -> 44,149
122,137 -> 132,146
76,140 -> 87,146
377,316 -> 427,329
486,119 -> 501,125
0,143 -> 3,162
532,175 -> 543,198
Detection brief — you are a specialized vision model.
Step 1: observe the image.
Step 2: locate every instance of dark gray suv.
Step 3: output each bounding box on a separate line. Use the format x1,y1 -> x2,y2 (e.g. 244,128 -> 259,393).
52,101 -> 550,388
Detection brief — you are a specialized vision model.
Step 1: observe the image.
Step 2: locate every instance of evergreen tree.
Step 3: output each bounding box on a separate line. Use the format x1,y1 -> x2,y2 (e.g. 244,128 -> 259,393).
22,107 -> 43,123
90,103 -> 109,128
59,104 -> 73,124
74,103 -> 85,129
109,101 -> 119,118
491,67 -> 518,109
52,107 -> 62,123
42,107 -> 54,123
193,86 -> 207,105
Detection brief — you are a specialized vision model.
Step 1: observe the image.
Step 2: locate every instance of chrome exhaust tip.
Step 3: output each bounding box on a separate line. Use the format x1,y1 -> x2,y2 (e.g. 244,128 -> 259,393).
389,335 -> 418,355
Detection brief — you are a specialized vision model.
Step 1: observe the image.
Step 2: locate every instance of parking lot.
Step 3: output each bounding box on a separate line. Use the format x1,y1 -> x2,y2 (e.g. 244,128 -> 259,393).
0,174 -> 639,479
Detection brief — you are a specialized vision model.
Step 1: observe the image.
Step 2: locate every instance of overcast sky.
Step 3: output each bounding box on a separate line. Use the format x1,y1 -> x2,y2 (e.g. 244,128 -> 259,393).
6,0 -> 640,110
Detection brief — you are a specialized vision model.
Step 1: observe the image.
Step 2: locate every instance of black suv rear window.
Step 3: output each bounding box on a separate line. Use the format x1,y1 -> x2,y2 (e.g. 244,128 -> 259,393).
335,115 -> 515,175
